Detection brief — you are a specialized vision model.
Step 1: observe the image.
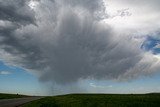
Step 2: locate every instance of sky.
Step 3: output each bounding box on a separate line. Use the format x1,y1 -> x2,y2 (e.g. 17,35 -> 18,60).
0,0 -> 160,96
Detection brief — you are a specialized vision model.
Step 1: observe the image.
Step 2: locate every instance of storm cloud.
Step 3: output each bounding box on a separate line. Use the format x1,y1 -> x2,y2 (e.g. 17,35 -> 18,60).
0,0 -> 160,85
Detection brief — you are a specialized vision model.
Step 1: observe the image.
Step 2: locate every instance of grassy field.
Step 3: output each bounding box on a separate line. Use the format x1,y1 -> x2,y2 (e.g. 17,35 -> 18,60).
0,93 -> 27,99
22,93 -> 160,107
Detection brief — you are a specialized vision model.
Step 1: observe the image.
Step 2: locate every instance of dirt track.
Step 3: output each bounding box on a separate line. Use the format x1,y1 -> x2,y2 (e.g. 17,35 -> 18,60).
0,97 -> 43,107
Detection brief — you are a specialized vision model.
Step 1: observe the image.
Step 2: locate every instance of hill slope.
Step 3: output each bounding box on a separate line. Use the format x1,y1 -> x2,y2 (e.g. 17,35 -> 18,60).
0,93 -> 27,99
22,94 -> 160,107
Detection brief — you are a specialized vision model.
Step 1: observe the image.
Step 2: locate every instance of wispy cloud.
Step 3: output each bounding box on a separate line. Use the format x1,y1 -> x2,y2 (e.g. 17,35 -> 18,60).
0,71 -> 12,75
90,83 -> 113,88
154,44 -> 160,49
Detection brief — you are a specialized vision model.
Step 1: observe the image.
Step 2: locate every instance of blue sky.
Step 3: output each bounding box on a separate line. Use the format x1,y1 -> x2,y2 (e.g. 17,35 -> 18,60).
0,61 -> 48,96
1,59 -> 160,95
141,36 -> 160,55
0,0 -> 160,95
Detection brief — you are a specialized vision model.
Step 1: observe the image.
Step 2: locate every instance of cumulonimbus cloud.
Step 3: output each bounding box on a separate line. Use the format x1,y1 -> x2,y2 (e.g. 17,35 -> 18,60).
0,0 -> 160,84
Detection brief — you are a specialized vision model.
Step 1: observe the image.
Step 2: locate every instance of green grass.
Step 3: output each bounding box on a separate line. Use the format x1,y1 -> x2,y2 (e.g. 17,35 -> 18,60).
0,93 -> 27,99
22,93 -> 160,107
